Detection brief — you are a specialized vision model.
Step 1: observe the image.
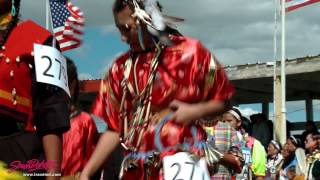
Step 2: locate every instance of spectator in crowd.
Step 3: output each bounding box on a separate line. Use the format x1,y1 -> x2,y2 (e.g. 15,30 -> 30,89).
279,144 -> 297,180
233,115 -> 266,180
266,140 -> 283,180
223,108 -> 270,180
223,107 -> 243,140
304,131 -> 320,180
200,114 -> 242,179
301,121 -> 318,144
223,108 -> 242,130
286,136 -> 306,177
250,113 -> 273,150
61,59 -> 99,179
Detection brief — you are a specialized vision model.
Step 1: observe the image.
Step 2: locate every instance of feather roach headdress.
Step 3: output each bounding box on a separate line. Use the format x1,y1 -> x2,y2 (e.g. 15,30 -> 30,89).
120,0 -> 184,48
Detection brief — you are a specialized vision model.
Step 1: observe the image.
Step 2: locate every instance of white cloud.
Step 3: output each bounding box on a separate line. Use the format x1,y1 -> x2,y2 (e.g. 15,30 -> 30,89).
67,42 -> 91,58
269,111 -> 275,121
314,100 -> 320,112
159,0 -> 320,65
22,0 -> 320,66
79,73 -> 94,80
100,25 -> 117,36
238,107 -> 260,118
21,0 -> 114,27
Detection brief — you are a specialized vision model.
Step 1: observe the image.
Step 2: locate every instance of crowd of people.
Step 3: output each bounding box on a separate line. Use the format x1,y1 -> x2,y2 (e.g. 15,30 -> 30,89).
221,110 -> 320,180
0,0 -> 319,180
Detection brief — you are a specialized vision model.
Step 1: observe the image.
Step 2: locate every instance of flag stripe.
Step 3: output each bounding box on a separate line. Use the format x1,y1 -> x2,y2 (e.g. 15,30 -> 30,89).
286,0 -> 320,12
59,36 -> 81,47
49,0 -> 84,52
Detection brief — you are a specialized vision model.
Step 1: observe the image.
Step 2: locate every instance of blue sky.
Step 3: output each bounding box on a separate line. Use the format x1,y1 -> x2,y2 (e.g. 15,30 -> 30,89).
240,100 -> 320,122
22,0 -> 320,122
65,27 -> 128,79
22,0 -> 320,79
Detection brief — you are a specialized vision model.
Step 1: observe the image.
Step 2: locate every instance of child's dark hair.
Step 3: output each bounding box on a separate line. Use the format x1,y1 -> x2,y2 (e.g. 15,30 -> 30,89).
241,116 -> 252,135
66,57 -> 79,105
309,131 -> 320,148
0,0 -> 21,47
230,107 -> 242,121
288,135 -> 302,148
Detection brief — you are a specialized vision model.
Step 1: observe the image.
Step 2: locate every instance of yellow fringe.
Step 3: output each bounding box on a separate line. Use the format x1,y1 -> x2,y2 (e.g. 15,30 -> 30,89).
0,13 -> 12,30
0,161 -> 29,180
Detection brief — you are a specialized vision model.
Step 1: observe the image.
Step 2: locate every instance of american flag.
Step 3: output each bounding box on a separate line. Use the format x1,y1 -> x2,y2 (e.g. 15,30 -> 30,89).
49,0 -> 84,52
285,0 -> 320,12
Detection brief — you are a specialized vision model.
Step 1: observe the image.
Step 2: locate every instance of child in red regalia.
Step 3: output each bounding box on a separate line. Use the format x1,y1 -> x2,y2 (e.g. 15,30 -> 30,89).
61,58 -> 99,178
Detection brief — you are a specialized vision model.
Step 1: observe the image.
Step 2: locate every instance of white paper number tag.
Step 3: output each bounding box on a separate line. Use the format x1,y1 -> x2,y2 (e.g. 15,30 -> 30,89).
163,152 -> 210,180
34,44 -> 70,97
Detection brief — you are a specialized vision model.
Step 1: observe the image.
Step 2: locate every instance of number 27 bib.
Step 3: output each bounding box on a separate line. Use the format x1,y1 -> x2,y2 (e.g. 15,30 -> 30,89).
34,44 -> 70,97
163,152 -> 210,180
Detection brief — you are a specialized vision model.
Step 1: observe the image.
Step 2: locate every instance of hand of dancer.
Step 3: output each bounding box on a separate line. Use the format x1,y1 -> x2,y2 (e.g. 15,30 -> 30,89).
169,100 -> 201,125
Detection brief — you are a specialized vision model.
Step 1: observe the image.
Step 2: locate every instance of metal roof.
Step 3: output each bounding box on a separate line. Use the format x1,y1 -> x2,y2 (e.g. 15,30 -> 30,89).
227,55 -> 320,104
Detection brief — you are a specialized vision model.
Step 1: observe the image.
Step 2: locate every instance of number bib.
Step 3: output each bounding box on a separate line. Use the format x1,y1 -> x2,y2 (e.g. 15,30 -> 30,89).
236,147 -> 252,180
242,147 -> 252,164
163,152 -> 210,180
34,44 -> 70,96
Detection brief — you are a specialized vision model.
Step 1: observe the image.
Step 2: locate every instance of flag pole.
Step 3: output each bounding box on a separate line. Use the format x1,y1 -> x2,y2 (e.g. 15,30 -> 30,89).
273,0 -> 279,140
46,0 -> 50,30
46,0 -> 56,48
280,0 -> 287,145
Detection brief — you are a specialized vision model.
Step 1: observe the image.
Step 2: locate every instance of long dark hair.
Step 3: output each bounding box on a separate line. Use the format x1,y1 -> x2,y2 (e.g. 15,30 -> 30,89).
0,0 -> 21,47
113,0 -> 141,18
309,131 -> 320,149
66,57 -> 79,105
281,152 -> 295,169
241,116 -> 252,135
288,135 -> 303,148
281,144 -> 296,169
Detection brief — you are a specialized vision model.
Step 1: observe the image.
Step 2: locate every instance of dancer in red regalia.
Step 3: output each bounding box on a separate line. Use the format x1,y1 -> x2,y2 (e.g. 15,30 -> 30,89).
0,0 -> 70,179
81,0 -> 235,179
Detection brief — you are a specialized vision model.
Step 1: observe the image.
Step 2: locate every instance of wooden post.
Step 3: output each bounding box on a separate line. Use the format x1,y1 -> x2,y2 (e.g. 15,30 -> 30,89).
274,75 -> 287,145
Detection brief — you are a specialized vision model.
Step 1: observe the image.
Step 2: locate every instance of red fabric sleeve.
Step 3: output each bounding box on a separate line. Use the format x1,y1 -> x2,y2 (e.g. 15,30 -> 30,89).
209,59 -> 235,101
191,40 -> 234,102
91,54 -> 127,133
91,80 -> 108,121
83,115 -> 98,165
62,112 -> 98,175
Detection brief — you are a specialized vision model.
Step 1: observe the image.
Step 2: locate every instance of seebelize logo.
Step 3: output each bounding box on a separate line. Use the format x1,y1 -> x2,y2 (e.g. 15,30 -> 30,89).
9,159 -> 57,173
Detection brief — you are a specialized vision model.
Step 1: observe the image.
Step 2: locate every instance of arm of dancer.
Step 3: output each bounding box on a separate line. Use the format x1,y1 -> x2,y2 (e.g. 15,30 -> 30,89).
80,130 -> 120,180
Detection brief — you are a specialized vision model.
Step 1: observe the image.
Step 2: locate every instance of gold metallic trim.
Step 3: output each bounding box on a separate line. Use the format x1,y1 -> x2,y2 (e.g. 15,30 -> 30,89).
0,89 -> 31,107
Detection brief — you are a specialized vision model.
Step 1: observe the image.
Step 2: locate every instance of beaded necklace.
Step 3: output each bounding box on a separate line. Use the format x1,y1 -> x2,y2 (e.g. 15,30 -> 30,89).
306,148 -> 320,162
119,44 -> 163,152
